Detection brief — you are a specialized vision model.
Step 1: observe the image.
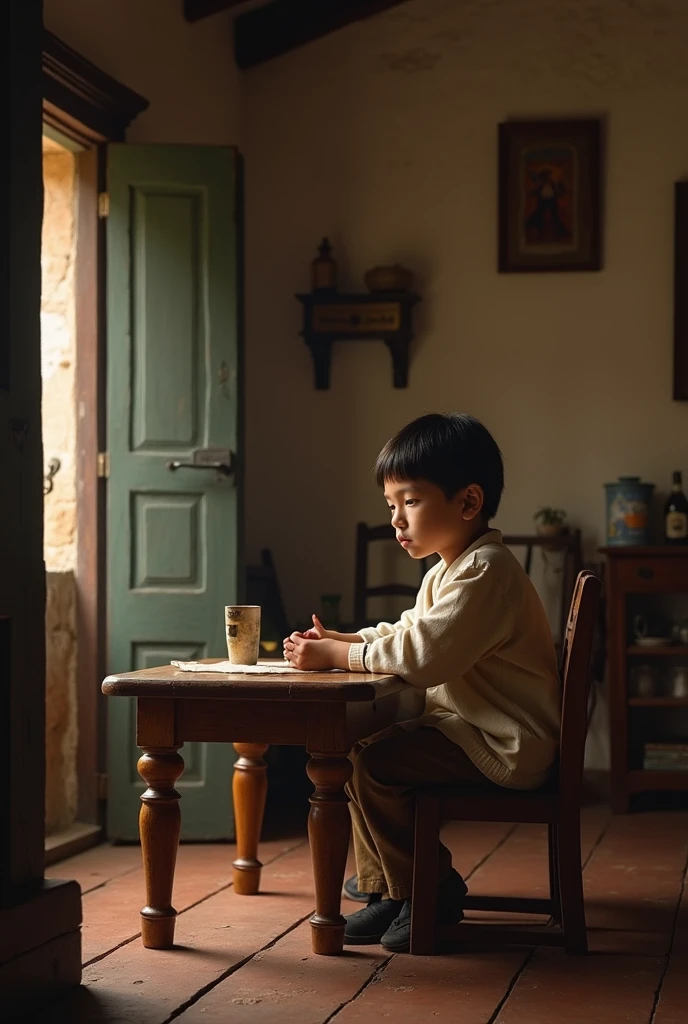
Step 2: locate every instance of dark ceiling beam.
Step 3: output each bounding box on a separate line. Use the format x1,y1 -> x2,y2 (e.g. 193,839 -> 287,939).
234,0 -> 411,69
183,0 -> 246,21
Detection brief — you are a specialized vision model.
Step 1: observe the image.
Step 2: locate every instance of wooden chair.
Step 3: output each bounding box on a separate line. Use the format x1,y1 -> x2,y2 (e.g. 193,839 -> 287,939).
502,529 -> 584,646
409,569 -> 602,956
504,533 -> 602,729
353,522 -> 432,627
246,548 -> 289,647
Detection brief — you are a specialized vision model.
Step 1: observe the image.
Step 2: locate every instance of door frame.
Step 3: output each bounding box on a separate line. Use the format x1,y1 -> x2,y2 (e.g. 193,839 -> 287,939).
41,32 -> 148,844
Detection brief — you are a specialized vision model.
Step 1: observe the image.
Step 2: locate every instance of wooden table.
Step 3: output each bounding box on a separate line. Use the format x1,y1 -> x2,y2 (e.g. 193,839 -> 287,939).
101,662 -> 423,955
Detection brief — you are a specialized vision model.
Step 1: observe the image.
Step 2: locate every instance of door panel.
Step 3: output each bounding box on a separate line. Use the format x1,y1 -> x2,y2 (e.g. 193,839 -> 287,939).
106,145 -> 240,840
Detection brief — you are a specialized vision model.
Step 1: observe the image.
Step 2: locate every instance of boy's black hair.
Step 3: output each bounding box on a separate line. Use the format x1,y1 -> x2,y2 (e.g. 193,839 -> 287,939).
374,412 -> 504,521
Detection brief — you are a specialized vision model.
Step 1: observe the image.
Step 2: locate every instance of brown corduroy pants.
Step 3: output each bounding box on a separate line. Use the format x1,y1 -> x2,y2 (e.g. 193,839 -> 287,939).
345,723 -> 494,901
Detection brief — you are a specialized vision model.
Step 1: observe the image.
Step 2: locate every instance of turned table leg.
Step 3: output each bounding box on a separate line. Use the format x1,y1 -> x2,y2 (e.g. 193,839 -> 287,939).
232,742 -> 269,895
306,751 -> 353,955
137,746 -> 184,949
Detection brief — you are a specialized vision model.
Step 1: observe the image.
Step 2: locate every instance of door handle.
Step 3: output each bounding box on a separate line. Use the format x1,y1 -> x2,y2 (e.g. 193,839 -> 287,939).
167,460 -> 233,476
166,448 -> 235,477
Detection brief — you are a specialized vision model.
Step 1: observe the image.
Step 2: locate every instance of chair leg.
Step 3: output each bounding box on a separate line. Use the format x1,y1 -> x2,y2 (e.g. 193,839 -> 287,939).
557,817 -> 588,954
410,795 -> 441,955
548,823 -> 561,923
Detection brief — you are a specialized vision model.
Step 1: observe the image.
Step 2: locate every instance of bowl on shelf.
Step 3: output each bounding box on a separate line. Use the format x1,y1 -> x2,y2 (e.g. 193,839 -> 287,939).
635,636 -> 672,647
364,264 -> 415,292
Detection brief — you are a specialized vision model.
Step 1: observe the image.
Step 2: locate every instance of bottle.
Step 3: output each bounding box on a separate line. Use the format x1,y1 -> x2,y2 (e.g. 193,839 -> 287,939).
311,238 -> 337,293
664,471 -> 688,545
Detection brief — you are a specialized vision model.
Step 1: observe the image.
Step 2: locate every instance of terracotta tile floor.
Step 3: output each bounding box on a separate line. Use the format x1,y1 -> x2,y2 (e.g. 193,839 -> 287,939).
16,804 -> 688,1023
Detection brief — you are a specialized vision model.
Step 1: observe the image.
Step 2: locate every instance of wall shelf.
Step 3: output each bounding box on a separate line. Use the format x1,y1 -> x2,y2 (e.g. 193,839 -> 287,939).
296,291 -> 420,390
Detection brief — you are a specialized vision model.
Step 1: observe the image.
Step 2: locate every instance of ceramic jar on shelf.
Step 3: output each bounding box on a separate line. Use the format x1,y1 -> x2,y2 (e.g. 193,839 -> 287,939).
604,476 -> 655,546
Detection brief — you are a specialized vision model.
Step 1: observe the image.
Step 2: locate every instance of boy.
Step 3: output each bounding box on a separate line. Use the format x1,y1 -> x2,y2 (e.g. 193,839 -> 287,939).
283,412 -> 560,953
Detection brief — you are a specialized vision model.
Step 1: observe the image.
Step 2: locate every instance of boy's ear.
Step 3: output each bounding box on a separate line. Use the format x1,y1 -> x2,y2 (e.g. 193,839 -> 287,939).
461,484 -> 484,521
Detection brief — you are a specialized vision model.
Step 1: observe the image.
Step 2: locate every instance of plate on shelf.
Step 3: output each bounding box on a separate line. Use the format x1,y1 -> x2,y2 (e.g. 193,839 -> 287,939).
635,636 -> 671,647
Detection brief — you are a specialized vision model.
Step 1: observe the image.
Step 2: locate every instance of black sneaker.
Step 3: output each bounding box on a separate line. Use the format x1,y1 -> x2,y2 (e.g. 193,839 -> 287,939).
343,894 -> 406,945
380,869 -> 468,953
342,874 -> 369,902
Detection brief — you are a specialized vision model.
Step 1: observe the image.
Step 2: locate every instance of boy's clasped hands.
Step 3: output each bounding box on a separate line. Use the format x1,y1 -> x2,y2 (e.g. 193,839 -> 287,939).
283,615 -> 356,671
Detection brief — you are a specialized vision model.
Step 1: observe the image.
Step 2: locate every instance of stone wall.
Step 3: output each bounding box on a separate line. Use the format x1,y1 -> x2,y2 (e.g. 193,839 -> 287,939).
45,571 -> 77,834
42,144 -> 77,573
42,143 -> 78,834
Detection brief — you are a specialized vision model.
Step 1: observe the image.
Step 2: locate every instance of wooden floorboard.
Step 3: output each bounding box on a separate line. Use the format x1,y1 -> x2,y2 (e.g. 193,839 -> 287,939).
45,841 -> 142,894
493,811 -> 688,1024
582,811 -> 688,956
177,821 -> 515,1022
175,919 -> 387,1023
647,815 -> 688,1024
332,807 -> 613,1024
36,842 -> 319,1023
79,837 -> 306,965
11,805 -> 688,1024
493,951 -> 664,1024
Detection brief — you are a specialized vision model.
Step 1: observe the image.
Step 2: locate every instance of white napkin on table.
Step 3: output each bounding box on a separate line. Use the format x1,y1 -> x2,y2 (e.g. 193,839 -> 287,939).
170,660 -> 341,674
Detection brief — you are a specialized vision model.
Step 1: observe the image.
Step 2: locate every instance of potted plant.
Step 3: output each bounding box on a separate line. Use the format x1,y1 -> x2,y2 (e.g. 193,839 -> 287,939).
534,506 -> 567,548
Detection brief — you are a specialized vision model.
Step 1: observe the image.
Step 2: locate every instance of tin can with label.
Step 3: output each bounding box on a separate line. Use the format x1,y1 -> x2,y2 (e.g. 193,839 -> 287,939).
604,476 -> 655,546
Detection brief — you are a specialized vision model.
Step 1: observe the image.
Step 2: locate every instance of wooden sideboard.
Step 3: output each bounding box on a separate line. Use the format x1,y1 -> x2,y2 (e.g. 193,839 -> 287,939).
602,546 -> 688,812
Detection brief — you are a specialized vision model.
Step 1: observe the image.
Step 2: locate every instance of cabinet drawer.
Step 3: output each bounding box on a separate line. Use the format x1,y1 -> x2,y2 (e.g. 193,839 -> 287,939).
615,558 -> 688,592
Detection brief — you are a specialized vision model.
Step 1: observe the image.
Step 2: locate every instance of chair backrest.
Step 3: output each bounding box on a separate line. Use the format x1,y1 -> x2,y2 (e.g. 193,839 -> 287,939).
557,570 -> 602,804
502,529 -> 583,643
246,548 -> 289,646
353,522 -> 432,627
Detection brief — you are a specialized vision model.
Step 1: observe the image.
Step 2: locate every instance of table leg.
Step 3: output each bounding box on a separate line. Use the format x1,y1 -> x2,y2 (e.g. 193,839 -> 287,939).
306,751 -> 353,955
232,742 -> 269,895
137,746 -> 184,949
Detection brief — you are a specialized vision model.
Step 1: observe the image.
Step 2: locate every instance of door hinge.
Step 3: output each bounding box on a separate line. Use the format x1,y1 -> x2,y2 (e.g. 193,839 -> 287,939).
96,773 -> 108,801
98,192 -> 110,218
97,451 -> 110,479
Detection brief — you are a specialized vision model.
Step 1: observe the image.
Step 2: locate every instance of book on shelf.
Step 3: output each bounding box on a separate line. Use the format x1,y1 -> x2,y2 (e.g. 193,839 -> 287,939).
644,742 -> 688,752
642,757 -> 688,765
641,741 -> 688,770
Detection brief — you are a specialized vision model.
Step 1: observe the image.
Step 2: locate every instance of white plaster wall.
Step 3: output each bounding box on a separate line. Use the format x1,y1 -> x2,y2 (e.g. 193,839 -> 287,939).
242,0 -> 688,771
242,0 -> 688,631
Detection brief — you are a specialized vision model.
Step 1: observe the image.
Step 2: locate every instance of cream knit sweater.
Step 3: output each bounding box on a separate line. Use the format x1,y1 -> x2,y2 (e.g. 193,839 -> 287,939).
348,530 -> 561,789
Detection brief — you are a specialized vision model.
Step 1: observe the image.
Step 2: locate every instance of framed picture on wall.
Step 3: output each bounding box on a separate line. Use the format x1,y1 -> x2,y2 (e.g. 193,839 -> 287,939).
673,181 -> 688,400
498,119 -> 602,273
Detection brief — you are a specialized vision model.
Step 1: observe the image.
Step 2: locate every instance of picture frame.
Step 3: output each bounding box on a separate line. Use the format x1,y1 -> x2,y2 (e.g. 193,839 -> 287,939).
673,181 -> 688,400
498,119 -> 602,273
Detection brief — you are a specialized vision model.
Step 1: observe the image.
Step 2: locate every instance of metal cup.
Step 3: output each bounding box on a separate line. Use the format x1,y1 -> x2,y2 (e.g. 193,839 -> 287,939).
224,605 -> 261,665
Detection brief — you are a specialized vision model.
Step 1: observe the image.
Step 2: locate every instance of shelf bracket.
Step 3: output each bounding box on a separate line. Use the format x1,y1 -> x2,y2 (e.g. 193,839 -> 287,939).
296,291 -> 420,391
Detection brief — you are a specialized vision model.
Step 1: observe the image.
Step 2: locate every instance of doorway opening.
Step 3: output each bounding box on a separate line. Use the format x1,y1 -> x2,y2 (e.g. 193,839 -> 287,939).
40,31 -> 149,864
41,132 -> 81,848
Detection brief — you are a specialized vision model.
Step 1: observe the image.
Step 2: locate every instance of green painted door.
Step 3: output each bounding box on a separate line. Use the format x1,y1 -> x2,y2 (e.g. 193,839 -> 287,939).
106,145 -> 241,840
